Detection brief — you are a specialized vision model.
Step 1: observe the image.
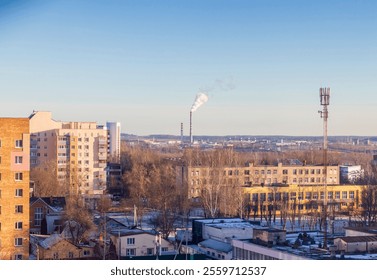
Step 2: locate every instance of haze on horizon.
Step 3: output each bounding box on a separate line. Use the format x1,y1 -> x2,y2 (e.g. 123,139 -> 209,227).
1,0 -> 377,137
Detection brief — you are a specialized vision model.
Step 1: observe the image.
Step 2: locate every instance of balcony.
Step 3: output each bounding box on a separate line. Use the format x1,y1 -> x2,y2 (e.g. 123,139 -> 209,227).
98,153 -> 106,160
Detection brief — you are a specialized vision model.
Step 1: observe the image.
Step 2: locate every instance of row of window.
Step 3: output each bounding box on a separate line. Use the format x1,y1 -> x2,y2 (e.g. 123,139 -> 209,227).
0,205 -> 25,214
191,168 -> 338,177
0,222 -> 23,231
51,250 -> 91,260
0,156 -> 24,165
0,172 -> 24,182
0,140 -> 23,148
191,176 -> 338,185
250,190 -> 356,201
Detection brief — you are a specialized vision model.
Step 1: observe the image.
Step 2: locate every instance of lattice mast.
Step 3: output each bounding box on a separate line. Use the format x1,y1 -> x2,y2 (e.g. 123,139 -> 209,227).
319,87 -> 330,249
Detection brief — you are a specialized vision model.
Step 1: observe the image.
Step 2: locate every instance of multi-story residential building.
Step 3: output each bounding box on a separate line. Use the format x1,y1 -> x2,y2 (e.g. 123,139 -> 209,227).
0,118 -> 30,260
106,122 -> 121,162
29,111 -> 108,196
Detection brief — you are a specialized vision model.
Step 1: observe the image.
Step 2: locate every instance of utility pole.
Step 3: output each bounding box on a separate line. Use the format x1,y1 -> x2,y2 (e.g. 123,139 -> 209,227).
319,87 -> 330,250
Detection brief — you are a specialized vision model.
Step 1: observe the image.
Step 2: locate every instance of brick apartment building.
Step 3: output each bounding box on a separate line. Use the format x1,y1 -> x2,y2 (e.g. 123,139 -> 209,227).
0,118 -> 30,260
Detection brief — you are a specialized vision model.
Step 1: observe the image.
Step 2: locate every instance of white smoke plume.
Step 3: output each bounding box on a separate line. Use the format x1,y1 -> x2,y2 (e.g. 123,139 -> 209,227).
190,92 -> 209,112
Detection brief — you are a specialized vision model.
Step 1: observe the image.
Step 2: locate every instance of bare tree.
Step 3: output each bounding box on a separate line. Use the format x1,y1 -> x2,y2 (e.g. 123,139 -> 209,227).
62,195 -> 95,245
30,160 -> 63,196
149,162 -> 181,239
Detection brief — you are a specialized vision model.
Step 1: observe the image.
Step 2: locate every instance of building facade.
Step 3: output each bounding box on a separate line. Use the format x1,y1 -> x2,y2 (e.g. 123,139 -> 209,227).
110,229 -> 175,258
0,118 -> 30,260
177,162 -> 363,216
106,122 -> 121,162
179,162 -> 341,199
29,111 -> 108,195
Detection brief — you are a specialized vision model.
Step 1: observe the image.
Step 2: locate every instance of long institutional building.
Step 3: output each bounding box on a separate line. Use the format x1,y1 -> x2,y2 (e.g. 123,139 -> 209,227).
178,162 -> 363,215
0,118 -> 30,260
29,111 -> 120,196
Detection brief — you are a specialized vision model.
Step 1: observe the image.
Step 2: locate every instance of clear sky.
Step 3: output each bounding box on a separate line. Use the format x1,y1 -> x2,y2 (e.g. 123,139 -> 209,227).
1,0 -> 377,136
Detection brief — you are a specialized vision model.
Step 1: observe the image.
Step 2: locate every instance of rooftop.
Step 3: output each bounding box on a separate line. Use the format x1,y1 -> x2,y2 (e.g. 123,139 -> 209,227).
199,239 -> 233,253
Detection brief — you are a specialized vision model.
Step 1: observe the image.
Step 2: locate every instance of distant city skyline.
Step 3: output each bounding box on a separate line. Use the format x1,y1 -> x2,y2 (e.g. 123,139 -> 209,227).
1,1 -> 377,136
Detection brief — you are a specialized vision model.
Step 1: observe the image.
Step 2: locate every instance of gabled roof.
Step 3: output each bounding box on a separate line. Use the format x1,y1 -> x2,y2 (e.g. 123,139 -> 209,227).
30,197 -> 66,212
344,227 -> 377,235
336,236 -> 377,243
109,228 -> 159,237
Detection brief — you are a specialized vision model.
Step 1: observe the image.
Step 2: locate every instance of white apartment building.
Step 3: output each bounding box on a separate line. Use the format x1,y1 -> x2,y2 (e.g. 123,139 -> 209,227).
29,111 -> 108,195
106,122 -> 121,162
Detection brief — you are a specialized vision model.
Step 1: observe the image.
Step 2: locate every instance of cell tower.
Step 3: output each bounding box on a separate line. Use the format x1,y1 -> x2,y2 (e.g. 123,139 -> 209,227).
318,87 -> 330,249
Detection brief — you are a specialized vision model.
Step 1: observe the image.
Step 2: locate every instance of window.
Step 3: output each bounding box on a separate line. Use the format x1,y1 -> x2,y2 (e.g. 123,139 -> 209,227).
342,191 -> 348,199
147,248 -> 154,255
14,254 -> 23,260
83,250 -> 90,256
15,205 -> 23,213
162,247 -> 168,252
349,191 -> 355,199
335,191 -> 340,199
126,249 -> 136,256
313,192 -> 318,199
283,170 -> 288,175
290,192 -> 296,200
305,192 -> 312,200
15,222 -> 23,230
15,140 -> 23,148
328,191 -> 333,199
15,172 -> 23,181
0,173 -> 1,181
53,252 -> 59,259
15,189 -> 23,197
320,192 -> 325,199
0,156 -> 1,164
14,238 -> 23,246
68,252 -> 74,259
298,192 -> 303,200
127,238 -> 135,245
0,139 -> 1,147
34,207 -> 43,226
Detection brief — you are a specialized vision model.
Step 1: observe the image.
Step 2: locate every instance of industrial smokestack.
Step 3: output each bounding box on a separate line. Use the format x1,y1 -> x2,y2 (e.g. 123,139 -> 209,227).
190,92 -> 208,144
180,122 -> 184,143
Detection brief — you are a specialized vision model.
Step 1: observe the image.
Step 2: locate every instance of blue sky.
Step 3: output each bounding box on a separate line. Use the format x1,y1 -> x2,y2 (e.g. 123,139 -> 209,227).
1,0 -> 377,136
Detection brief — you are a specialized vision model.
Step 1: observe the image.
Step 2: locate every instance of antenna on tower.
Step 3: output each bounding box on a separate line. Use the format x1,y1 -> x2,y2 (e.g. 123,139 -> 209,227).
318,87 -> 330,250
